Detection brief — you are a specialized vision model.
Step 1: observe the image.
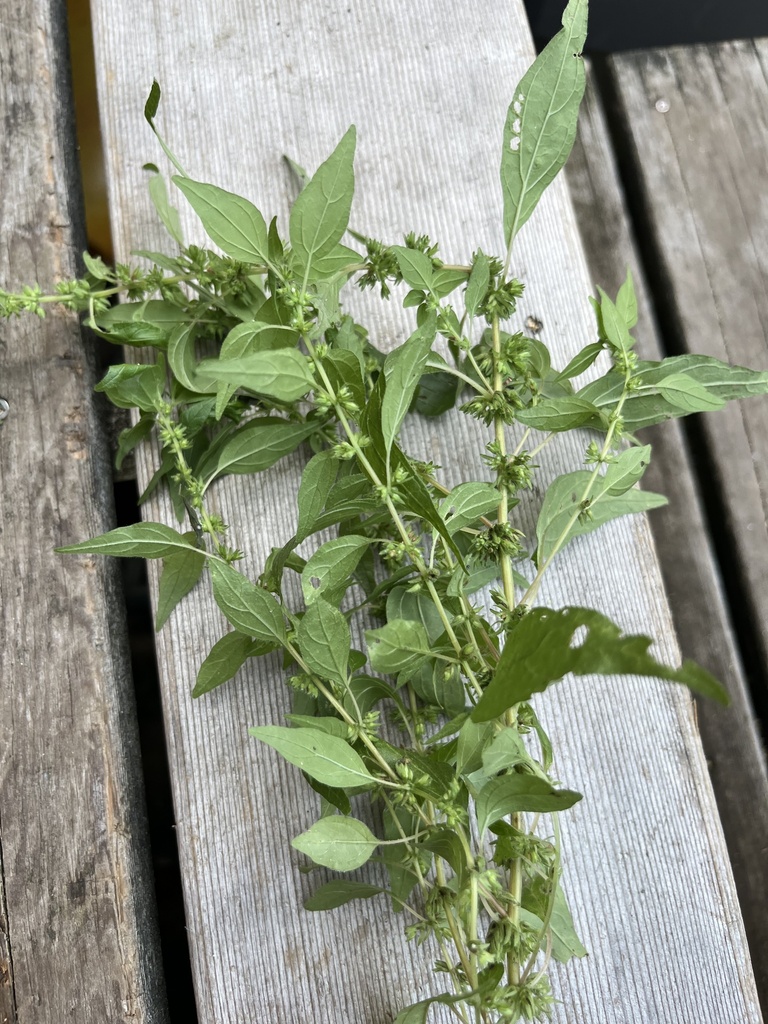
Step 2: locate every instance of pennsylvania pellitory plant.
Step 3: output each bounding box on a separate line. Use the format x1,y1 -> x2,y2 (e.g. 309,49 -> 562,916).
3,1 -> 766,1020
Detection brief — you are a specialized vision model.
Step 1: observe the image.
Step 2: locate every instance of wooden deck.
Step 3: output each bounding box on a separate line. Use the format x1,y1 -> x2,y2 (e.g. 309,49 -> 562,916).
1,1 -> 765,1021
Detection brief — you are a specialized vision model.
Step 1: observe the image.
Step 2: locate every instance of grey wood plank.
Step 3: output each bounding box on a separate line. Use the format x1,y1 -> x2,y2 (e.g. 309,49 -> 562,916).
603,39 -> 768,711
89,3 -> 762,1021
0,2 -> 167,1021
566,66 -> 768,1008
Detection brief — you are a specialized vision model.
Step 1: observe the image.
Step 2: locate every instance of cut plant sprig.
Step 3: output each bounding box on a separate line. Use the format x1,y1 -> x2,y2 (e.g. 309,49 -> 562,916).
6,0 -> 766,1020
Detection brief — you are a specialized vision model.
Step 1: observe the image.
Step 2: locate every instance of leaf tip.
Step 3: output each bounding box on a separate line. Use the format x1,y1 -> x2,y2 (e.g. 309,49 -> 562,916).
144,79 -> 161,124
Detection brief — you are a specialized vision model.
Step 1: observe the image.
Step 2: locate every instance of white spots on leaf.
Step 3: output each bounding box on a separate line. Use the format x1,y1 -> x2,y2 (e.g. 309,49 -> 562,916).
655,98 -> 670,113
510,94 -> 524,152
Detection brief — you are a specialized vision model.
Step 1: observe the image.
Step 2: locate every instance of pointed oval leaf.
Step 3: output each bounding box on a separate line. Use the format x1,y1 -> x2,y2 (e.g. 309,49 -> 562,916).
291,815 -> 378,872
501,0 -> 588,245
174,176 -> 269,264
391,247 -> 434,291
381,315 -> 437,456
209,561 -> 286,642
57,522 -> 198,560
476,774 -> 582,835
250,725 -> 375,788
201,417 -> 316,485
193,631 -> 274,698
301,535 -> 370,606
304,880 -> 384,911
289,126 -> 356,272
296,600 -> 351,686
155,532 -> 206,630
439,482 -> 499,536
197,349 -> 313,402
296,451 -> 339,543
516,396 -> 600,432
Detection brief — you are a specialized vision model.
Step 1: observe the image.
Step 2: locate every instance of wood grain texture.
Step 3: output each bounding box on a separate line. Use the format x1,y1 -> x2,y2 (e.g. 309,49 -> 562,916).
0,3 -> 167,1021
567,66 -> 768,1009
89,3 -> 761,1021
603,40 -> 768,710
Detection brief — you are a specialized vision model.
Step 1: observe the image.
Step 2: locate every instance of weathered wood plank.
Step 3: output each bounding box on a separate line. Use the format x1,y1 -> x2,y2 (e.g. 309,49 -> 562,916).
566,65 -> 768,1008
602,39 -> 768,706
89,2 -> 762,1020
0,3 -> 167,1021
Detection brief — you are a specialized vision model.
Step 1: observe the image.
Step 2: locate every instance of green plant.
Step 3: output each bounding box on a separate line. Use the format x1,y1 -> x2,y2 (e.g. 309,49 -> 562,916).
3,1 -> 766,1020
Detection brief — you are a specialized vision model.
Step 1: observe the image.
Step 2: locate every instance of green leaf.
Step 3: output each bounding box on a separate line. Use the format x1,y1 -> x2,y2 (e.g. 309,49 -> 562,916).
555,341 -> 604,382
296,450 -> 339,542
476,775 -> 582,835
387,587 -> 445,643
465,252 -> 491,319
197,349 -> 313,402
250,725 -> 375,788
481,727 -> 531,777
144,79 -> 161,121
198,417 -> 316,485
409,660 -> 466,715
301,535 -> 370,606
285,715 -> 349,739
95,360 -> 165,412
381,314 -> 437,456
292,815 -> 378,872
516,395 -> 600,432
447,563 -> 502,598
305,243 -> 361,281
579,354 -> 768,431
214,320 -> 297,417
209,561 -> 286,642
432,267 -> 469,298
382,806 -> 422,910
304,880 -> 384,911
501,0 -> 588,246
167,324 -> 217,395
155,532 -> 206,630
366,619 -> 432,677
173,176 -> 269,264
472,605 -> 729,722
142,81 -> 187,177
439,482 -> 499,535
324,348 -> 366,411
392,974 -> 504,1024
82,251 -> 114,281
655,373 -> 726,413
420,828 -> 469,886
220,319 -> 296,356
600,445 -> 651,496
145,166 -> 184,244
523,877 -> 587,962
359,381 -> 466,567
193,631 -> 273,698
289,126 -> 356,275
597,287 -> 635,357
57,522 -> 198,559
343,675 -> 401,718
615,267 -> 638,330
456,718 -> 495,775
114,415 -> 154,471
535,469 -> 667,567
412,368 -> 460,417
297,600 -> 351,686
391,247 -> 434,291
